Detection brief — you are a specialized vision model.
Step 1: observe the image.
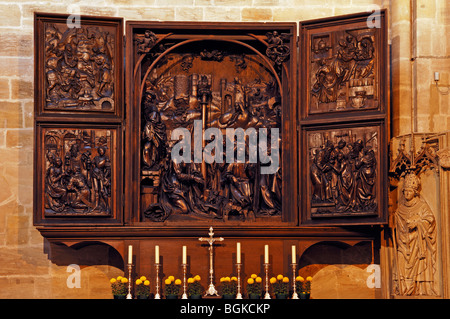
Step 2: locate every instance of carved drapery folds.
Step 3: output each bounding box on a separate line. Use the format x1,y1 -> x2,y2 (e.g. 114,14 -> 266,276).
133,28 -> 287,223
389,134 -> 441,297
43,128 -> 113,216
391,172 -> 438,296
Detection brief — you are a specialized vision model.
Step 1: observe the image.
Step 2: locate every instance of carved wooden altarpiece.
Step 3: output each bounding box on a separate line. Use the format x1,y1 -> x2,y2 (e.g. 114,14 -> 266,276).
33,12 -> 388,276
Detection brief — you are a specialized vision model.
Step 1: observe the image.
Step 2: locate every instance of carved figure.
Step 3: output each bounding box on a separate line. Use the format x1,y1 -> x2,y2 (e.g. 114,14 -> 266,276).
92,146 -> 111,212
265,31 -> 291,65
45,153 -> 67,212
392,173 -> 438,296
142,103 -> 167,170
43,130 -> 112,216
136,30 -> 157,54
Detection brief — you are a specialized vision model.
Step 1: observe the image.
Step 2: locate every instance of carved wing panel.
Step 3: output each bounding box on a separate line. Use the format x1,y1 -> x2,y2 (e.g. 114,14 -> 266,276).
35,124 -> 122,225
34,13 -> 124,226
299,11 -> 388,226
300,11 -> 387,119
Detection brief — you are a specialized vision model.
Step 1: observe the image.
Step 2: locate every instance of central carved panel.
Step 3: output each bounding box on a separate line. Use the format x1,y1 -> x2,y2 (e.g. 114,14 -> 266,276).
131,26 -> 292,224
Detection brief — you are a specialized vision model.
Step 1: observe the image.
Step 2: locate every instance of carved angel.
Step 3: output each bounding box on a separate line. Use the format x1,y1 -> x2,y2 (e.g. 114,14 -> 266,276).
136,30 -> 158,54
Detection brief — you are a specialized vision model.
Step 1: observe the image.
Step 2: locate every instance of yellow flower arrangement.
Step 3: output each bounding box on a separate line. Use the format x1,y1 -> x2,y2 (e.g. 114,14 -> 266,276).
110,275 -> 128,298
246,274 -> 263,298
187,274 -> 204,298
271,274 -> 289,297
295,275 -> 312,295
164,275 -> 182,298
135,275 -> 151,299
219,275 -> 237,297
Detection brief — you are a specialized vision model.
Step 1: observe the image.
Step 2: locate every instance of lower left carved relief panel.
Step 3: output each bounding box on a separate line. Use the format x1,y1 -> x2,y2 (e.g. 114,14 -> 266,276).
35,125 -> 122,225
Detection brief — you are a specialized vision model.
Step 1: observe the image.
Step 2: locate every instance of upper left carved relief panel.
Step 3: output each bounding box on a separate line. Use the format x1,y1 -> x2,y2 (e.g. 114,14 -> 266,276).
34,13 -> 123,119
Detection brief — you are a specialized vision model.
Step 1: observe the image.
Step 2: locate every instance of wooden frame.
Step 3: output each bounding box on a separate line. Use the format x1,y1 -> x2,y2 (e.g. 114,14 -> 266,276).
299,10 -> 388,122
33,123 -> 123,226
300,120 -> 388,226
33,13 -> 124,227
125,21 -> 298,230
298,11 -> 389,226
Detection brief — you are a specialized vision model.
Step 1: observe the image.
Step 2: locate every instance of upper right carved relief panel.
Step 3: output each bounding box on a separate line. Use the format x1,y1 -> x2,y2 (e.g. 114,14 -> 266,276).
300,11 -> 387,119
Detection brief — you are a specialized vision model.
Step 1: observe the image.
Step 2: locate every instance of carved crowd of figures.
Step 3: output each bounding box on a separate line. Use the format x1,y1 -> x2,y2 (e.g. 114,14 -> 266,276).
310,29 -> 376,112
44,131 -> 112,215
140,48 -> 283,221
310,134 -> 377,214
44,23 -> 115,110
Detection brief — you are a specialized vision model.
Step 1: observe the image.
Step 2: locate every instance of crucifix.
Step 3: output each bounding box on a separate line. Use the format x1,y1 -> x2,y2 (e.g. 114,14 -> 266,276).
198,226 -> 224,296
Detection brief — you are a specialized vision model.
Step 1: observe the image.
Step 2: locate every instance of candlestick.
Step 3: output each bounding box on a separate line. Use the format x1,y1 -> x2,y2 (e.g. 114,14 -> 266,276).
291,245 -> 296,264
126,262 -> 133,299
264,263 -> 271,299
154,263 -> 161,299
182,246 -> 187,265
291,263 -> 299,299
199,227 -> 224,296
264,245 -> 269,264
182,263 -> 188,299
155,245 -> 160,264
236,263 -> 242,299
128,245 -> 133,264
236,242 -> 241,264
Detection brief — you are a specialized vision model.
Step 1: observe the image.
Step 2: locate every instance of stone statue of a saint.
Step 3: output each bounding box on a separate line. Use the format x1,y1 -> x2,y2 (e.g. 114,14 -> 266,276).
392,173 -> 438,296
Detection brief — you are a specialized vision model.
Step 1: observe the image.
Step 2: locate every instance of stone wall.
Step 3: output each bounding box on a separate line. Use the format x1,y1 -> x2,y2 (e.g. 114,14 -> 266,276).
0,0 -> 448,299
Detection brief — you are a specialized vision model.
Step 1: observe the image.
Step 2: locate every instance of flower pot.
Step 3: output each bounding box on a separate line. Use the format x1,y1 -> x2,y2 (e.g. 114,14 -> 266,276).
275,293 -> 288,299
166,294 -> 179,299
300,293 -> 310,299
222,294 -> 235,299
248,293 -> 261,299
113,295 -> 126,299
190,294 -> 202,299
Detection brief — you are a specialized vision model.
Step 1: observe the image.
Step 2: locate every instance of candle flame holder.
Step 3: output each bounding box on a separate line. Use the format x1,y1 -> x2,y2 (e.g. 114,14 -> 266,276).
236,263 -> 243,299
291,263 -> 299,299
154,263 -> 161,299
126,263 -> 133,299
182,263 -> 188,299
264,263 -> 271,299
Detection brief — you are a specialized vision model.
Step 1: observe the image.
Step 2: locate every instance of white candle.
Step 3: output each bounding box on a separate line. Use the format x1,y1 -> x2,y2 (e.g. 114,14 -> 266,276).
292,245 -> 296,264
155,245 -> 160,264
237,242 -> 241,264
182,246 -> 187,264
264,245 -> 269,264
128,245 -> 133,264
